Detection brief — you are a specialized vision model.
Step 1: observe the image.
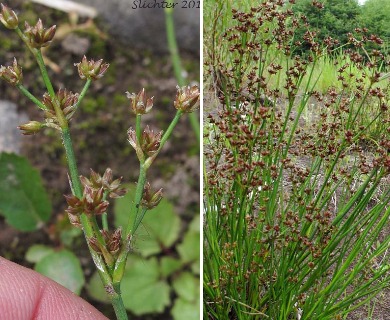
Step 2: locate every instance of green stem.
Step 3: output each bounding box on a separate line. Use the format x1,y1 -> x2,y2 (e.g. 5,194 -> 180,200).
136,114 -> 142,146
61,131 -> 108,267
16,84 -> 47,110
164,5 -> 200,143
145,110 -> 182,169
129,164 -> 147,236
102,191 -> 109,231
62,128 -> 128,319
35,50 -> 56,99
62,129 -> 105,243
114,108 -> 183,283
133,207 -> 148,235
110,285 -> 128,320
165,6 -> 184,85
113,164 -> 147,285
102,213 -> 109,231
160,110 -> 182,149
74,79 -> 92,110
62,128 -> 83,197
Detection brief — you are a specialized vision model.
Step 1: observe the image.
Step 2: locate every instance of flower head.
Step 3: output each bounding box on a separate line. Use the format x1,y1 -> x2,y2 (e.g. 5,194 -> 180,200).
74,56 -> 109,80
64,185 -> 109,217
141,126 -> 163,157
80,168 -> 127,198
0,58 -> 22,85
43,88 -> 78,127
174,85 -> 200,113
127,125 -> 163,158
126,88 -> 154,114
24,19 -> 56,48
101,228 -> 122,255
0,4 -> 18,29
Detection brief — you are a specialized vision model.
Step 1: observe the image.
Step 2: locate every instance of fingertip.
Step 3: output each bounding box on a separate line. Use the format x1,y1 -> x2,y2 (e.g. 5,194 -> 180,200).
0,257 -> 108,320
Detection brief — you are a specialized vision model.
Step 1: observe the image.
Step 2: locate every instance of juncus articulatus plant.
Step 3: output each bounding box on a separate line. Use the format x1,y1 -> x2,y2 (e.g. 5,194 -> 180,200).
204,1 -> 389,319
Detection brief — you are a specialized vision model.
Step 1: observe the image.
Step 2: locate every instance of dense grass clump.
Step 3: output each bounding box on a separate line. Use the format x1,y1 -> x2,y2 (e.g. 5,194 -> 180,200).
203,1 -> 389,319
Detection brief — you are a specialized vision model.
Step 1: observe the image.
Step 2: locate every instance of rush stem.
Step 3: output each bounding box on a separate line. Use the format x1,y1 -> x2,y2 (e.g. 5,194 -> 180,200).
164,5 -> 200,143
62,128 -> 128,320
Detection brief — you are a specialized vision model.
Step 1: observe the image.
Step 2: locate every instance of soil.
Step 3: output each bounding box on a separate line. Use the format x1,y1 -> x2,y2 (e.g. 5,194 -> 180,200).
0,1 -> 199,319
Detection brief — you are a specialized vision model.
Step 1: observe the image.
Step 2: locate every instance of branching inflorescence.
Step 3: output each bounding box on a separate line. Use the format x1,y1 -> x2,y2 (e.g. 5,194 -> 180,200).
0,4 -> 199,319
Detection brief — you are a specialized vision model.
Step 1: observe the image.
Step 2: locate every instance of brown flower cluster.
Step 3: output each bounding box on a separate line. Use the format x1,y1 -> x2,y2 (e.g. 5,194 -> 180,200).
0,58 -> 22,85
64,168 -> 126,227
75,56 -> 109,81
24,19 -> 56,48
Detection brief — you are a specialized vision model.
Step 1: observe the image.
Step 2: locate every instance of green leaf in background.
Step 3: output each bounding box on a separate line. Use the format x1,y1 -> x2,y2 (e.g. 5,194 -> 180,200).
160,256 -> 183,278
88,255 -> 171,315
25,244 -> 55,263
35,249 -> 85,294
171,272 -> 200,320
172,271 -> 199,302
114,185 -> 181,257
0,153 -> 51,231
188,214 -> 200,232
121,256 -> 170,315
177,216 -> 200,274
171,298 -> 200,320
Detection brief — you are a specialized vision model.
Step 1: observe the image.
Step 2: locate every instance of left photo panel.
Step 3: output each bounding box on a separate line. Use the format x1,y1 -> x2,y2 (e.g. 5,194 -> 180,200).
0,1 -> 200,319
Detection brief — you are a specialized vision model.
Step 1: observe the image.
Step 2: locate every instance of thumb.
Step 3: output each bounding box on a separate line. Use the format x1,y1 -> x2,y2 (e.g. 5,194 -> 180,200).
0,257 -> 108,320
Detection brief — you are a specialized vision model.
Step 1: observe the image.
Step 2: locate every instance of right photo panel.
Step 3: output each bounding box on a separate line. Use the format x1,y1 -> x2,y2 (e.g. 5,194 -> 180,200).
203,0 -> 390,319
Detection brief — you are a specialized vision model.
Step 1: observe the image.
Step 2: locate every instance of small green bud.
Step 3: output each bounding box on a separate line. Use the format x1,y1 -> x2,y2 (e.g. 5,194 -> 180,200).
174,85 -> 200,113
126,88 -> 154,114
74,55 -> 109,80
0,4 -> 18,29
18,120 -> 43,135
0,58 -> 22,85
